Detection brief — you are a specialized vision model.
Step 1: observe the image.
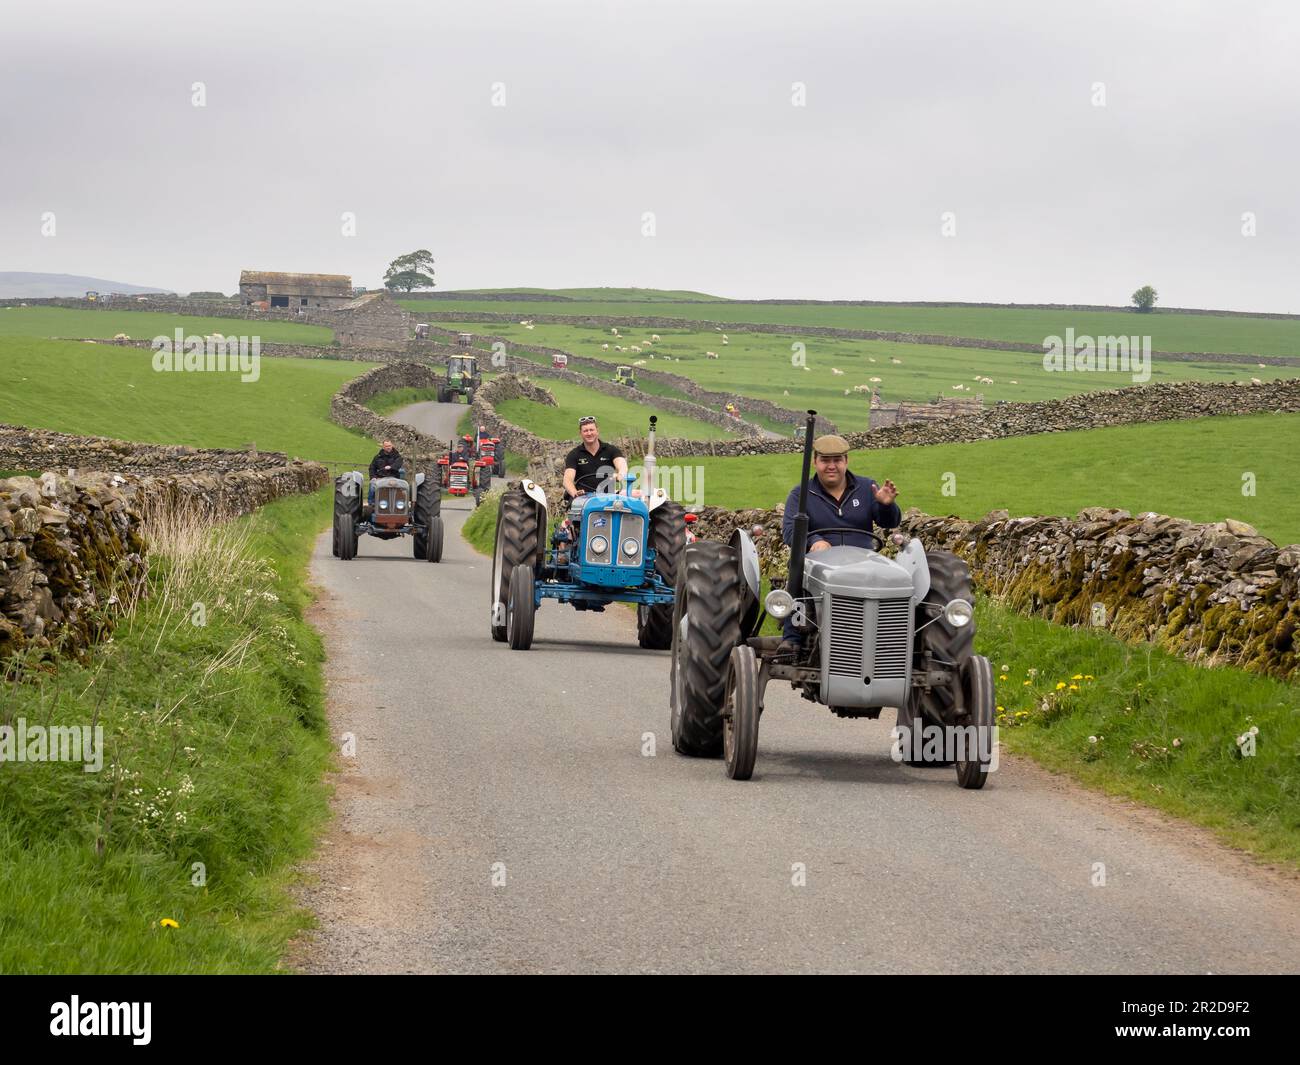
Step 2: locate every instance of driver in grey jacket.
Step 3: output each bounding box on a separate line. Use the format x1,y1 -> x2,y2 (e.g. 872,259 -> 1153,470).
778,434 -> 901,654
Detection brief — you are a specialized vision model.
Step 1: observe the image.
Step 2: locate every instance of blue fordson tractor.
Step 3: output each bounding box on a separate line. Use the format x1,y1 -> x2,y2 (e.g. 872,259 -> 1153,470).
490,417 -> 686,650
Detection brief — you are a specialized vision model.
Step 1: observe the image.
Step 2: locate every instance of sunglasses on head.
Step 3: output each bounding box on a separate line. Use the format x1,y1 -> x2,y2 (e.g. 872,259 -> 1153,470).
578,417 -> 597,427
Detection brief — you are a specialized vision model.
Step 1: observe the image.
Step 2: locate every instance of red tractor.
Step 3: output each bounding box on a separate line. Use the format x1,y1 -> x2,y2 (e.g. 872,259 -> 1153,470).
436,435 -> 496,506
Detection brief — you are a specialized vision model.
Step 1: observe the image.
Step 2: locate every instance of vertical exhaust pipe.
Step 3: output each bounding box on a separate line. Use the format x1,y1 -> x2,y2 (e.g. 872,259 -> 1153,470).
786,410 -> 817,613
643,414 -> 658,497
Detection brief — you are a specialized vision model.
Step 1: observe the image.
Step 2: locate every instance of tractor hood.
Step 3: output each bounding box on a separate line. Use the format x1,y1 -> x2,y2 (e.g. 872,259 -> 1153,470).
802,546 -> 915,600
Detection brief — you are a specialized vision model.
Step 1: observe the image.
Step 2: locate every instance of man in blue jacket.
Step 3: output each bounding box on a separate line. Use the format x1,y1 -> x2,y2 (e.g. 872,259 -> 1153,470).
778,434 -> 901,655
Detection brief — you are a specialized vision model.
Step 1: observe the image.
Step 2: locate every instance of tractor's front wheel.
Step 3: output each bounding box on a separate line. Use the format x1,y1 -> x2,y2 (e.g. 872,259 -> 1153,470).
507,564 -> 535,650
955,655 -> 995,789
337,515 -> 357,561
722,644 -> 761,780
415,515 -> 443,562
414,480 -> 442,561
492,487 -> 541,642
670,540 -> 743,757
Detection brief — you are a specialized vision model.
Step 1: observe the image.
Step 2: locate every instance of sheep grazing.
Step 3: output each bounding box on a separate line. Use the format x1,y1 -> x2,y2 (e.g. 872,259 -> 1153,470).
705,351 -> 719,359
602,343 -> 609,349
869,376 -> 882,383
891,357 -> 902,364
1009,379 -> 1018,385
112,333 -> 130,345
634,359 -> 647,366
611,327 -> 619,335
831,368 -> 844,376
1251,377 -> 1263,384
630,345 -> 641,352
843,389 -> 851,395
651,334 -> 660,342
868,357 -> 876,363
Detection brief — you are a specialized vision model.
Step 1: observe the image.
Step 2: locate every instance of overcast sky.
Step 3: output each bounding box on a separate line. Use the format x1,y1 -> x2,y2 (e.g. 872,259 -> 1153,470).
1,0 -> 1295,309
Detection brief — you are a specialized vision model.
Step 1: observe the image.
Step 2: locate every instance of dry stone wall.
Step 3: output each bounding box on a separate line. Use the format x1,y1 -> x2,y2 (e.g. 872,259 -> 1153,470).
330,362 -> 447,461
1,453 -> 326,658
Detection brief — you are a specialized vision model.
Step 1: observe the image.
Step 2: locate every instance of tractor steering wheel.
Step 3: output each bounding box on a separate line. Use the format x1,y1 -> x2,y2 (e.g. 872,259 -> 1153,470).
806,527 -> 885,551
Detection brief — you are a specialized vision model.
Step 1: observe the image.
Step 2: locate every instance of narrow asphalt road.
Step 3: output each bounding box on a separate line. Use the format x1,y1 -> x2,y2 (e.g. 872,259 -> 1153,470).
297,403 -> 1300,975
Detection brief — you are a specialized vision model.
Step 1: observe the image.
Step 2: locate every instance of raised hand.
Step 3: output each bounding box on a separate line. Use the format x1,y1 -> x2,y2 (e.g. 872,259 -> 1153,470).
872,479 -> 898,506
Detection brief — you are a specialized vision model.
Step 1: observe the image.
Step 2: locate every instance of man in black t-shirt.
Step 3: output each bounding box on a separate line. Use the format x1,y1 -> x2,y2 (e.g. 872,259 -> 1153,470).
563,416 -> 628,517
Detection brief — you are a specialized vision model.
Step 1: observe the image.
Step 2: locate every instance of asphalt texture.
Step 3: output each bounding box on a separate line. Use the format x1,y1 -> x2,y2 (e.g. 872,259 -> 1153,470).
297,402 -> 1300,974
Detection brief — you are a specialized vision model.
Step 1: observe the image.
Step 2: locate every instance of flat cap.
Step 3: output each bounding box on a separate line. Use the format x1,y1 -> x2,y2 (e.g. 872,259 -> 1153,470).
813,434 -> 850,456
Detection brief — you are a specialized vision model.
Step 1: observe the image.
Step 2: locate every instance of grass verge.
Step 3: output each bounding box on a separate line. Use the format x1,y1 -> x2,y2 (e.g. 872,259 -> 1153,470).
0,488 -> 334,972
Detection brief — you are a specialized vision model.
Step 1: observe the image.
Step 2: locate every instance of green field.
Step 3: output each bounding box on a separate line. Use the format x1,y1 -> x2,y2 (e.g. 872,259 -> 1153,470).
410,287 -> 727,302
0,339 -> 377,465
654,412 -> 1300,547
495,376 -> 740,442
0,307 -> 333,346
407,297 -> 1300,357
437,321 -> 1299,433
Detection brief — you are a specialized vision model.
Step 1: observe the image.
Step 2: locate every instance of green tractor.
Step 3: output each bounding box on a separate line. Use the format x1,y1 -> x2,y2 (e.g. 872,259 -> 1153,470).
439,354 -> 482,404
613,364 -> 637,389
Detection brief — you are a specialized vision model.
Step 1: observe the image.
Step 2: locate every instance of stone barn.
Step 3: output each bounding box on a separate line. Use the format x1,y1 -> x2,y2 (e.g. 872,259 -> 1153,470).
332,291 -> 413,349
239,270 -> 352,309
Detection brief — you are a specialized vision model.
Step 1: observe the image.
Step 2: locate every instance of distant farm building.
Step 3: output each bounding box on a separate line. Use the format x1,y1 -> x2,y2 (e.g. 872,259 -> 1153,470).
239,270 -> 352,309
332,291 -> 413,349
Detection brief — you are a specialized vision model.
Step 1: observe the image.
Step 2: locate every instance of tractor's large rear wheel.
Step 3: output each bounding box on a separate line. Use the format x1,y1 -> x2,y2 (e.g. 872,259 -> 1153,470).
670,540 -> 743,757
638,500 -> 686,650
491,486 -> 541,642
903,550 -> 975,765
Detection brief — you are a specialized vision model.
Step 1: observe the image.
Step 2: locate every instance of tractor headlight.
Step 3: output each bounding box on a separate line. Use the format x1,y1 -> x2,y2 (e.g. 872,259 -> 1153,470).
396,500 -> 405,509
590,535 -> 609,554
765,589 -> 795,619
944,598 -> 974,627
622,538 -> 638,557
378,500 -> 388,509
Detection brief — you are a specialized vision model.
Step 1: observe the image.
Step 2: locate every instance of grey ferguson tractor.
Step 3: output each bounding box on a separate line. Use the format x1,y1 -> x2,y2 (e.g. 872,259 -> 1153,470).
333,468 -> 444,563
669,411 -> 996,787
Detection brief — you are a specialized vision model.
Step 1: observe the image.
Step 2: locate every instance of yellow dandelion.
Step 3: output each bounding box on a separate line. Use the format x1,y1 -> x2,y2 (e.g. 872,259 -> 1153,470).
1022,680 -> 1032,686
1071,673 -> 1084,680
1068,684 -> 1079,692
159,918 -> 179,929
1084,674 -> 1095,680
999,674 -> 1009,681
1055,682 -> 1067,691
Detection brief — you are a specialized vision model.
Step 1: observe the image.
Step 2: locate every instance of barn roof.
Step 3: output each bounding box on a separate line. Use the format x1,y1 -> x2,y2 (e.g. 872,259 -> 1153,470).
239,270 -> 352,296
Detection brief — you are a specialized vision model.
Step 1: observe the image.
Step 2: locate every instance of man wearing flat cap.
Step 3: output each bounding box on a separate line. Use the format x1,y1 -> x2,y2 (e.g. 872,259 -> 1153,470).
778,434 -> 901,653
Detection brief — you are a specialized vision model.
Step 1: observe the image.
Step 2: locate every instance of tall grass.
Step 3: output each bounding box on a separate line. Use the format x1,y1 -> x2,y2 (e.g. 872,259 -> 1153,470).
0,489 -> 332,973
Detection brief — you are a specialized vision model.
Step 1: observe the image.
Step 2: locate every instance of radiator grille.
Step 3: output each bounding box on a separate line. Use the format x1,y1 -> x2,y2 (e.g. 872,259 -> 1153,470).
828,595 -> 911,679
828,596 -> 865,677
871,597 -> 911,679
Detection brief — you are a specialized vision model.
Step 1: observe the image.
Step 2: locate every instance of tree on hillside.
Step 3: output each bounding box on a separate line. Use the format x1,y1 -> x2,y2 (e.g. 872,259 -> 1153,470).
1131,284 -> 1158,312
383,250 -> 436,292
